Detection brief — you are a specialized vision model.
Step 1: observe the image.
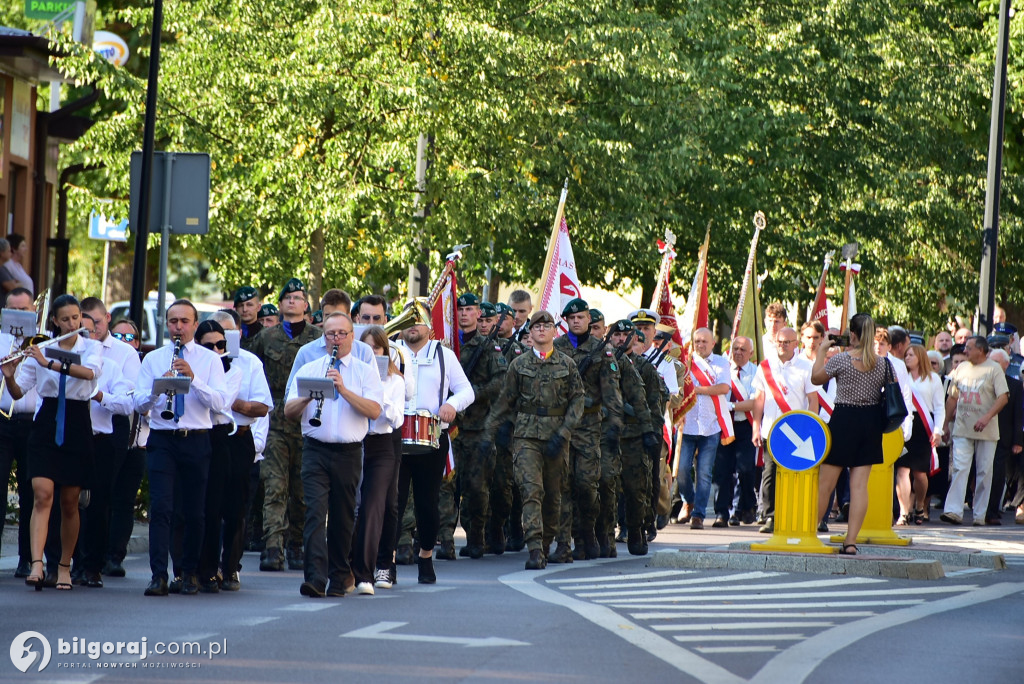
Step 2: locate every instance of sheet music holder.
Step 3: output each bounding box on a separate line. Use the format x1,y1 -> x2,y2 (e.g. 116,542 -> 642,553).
225,329 -> 241,358
1,309 -> 37,340
153,376 -> 192,396
44,348 -> 81,367
296,377 -> 338,401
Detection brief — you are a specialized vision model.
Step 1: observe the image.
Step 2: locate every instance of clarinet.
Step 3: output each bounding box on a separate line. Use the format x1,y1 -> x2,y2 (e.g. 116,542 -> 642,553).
309,345 -> 339,427
159,337 -> 183,420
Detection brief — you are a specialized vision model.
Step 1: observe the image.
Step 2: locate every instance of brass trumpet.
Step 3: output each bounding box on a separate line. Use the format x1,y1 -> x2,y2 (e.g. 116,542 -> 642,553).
0,327 -> 90,367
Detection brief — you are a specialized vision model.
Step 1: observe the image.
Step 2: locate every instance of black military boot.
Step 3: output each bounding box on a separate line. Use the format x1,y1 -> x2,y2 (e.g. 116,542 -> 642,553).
285,546 -> 303,571
525,549 -> 546,570
608,533 -> 618,558
598,534 -> 611,558
465,530 -> 485,559
548,542 -> 574,564
487,519 -> 506,555
435,541 -> 457,561
627,528 -> 648,556
259,547 -> 284,571
395,544 -> 415,565
583,530 -> 601,560
571,539 -> 587,561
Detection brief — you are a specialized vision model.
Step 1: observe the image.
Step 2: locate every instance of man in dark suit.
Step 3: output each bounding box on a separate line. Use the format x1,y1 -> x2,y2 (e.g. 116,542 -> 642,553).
988,348 -> 1023,525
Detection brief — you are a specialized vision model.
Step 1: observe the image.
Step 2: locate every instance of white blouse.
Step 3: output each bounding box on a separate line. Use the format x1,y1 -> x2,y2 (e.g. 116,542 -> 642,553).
15,336 -> 102,401
369,371 -> 406,435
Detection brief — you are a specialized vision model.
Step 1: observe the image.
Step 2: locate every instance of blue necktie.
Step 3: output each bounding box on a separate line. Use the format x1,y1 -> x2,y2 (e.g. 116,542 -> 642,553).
173,346 -> 185,422
55,365 -> 67,446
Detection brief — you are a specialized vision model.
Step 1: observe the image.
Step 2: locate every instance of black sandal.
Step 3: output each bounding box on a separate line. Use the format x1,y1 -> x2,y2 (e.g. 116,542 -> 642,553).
25,560 -> 44,591
914,508 -> 925,525
56,562 -> 73,591
839,544 -> 858,556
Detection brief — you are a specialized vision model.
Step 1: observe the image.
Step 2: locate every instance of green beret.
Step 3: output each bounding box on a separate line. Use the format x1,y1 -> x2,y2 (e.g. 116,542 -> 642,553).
480,302 -> 497,318
611,319 -> 634,333
258,303 -> 279,319
495,302 -> 514,317
561,298 -> 589,317
457,293 -> 480,308
311,309 -> 323,324
589,308 -> 604,323
278,278 -> 306,301
233,286 -> 258,306
635,330 -> 646,343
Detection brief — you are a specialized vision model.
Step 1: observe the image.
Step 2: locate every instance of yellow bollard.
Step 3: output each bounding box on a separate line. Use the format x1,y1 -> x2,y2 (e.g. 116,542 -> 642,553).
751,410 -> 835,554
829,429 -> 911,546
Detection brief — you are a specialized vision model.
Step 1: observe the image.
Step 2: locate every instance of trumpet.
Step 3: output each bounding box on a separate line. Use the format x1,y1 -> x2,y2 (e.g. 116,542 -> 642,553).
160,337 -> 184,420
309,345 -> 339,427
0,327 -> 90,367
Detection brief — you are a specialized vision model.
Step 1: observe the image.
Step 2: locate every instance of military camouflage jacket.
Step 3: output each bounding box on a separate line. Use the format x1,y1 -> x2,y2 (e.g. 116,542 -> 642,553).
248,322 -> 323,429
629,351 -> 667,434
498,336 -> 527,365
619,355 -> 655,439
553,334 -> 623,430
457,333 -> 508,428
487,349 -> 585,442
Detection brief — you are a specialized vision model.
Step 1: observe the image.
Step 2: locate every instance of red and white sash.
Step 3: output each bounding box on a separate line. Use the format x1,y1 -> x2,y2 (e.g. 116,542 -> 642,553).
730,368 -> 754,423
910,385 -> 940,475
760,359 -> 794,414
691,356 -> 735,444
817,385 -> 834,423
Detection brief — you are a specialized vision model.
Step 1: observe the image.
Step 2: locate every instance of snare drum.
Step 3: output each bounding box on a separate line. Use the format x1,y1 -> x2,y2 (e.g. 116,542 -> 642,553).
402,410 -> 441,454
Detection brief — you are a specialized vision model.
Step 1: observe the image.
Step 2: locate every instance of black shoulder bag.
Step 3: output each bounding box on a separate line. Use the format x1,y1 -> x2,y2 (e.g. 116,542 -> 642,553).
881,357 -> 908,433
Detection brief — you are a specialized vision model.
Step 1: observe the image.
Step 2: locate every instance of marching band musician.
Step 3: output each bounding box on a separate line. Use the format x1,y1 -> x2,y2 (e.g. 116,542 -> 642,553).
285,289 -> 376,393
284,312 -> 383,598
135,299 -> 233,597
0,288 -> 40,579
3,294 -> 102,592
394,300 -> 475,584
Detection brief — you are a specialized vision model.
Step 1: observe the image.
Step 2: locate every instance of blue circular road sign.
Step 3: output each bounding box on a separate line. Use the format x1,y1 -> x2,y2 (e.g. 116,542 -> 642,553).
767,410 -> 831,472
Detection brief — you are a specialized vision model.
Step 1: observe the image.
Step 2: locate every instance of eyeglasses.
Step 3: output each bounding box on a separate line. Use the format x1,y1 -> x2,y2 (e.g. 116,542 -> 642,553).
531,323 -> 555,331
202,340 -> 227,351
111,332 -> 136,342
777,339 -> 798,346
360,314 -> 385,323
325,330 -> 352,339
281,295 -> 305,303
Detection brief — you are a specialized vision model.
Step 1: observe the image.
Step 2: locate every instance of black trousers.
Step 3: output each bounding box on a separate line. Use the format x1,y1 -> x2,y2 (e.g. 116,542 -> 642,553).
222,429 -> 257,574
82,432 -> 118,573
352,433 -> 399,584
396,432 -> 449,553
714,421 -> 757,517
0,415 -> 33,563
198,425 -> 233,579
107,444 -> 146,565
375,431 -> 404,571
301,437 -> 362,588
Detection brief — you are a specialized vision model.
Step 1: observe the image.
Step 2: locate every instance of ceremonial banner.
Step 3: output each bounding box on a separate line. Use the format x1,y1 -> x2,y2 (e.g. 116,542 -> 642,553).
809,252 -> 833,330
431,259 -> 460,359
538,182 -> 582,334
652,233 -> 683,346
735,253 -> 765,363
840,262 -> 860,326
678,227 -> 710,346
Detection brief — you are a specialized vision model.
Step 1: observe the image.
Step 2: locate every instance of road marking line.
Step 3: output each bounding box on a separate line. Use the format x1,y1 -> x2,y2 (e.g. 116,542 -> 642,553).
558,571 -> 781,591
632,611 -> 875,619
546,569 -> 695,584
596,585 -> 977,604
652,621 -> 834,631
749,581 -> 1024,684
340,621 -> 529,648
685,634 -> 807,642
614,599 -> 926,613
943,567 -> 992,577
235,617 -> 279,626
502,565 -> 744,684
278,602 -> 338,612
695,645 -> 780,654
403,585 -> 456,593
577,576 -> 881,598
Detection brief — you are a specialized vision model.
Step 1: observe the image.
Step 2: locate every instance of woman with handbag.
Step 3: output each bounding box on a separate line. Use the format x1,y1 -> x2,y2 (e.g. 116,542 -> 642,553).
811,313 -> 893,555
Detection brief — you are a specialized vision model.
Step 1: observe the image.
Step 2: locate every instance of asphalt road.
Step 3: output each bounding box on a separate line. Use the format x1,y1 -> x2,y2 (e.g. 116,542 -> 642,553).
1,518 -> 1022,684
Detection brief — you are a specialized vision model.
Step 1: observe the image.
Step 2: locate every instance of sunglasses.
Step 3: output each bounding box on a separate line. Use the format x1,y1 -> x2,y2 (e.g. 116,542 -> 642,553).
111,332 -> 136,342
202,340 -> 227,351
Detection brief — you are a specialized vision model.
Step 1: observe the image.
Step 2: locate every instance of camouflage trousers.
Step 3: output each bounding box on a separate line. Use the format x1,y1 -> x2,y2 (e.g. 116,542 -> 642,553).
514,437 -> 568,553
620,436 -> 652,530
261,429 -> 305,552
596,439 -> 622,543
557,422 -> 602,544
398,488 -> 416,548
439,431 -> 494,543
490,443 -> 515,536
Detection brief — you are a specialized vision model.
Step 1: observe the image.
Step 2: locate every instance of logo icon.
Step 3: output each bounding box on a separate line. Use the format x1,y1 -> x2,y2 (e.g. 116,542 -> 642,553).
10,632 -> 51,673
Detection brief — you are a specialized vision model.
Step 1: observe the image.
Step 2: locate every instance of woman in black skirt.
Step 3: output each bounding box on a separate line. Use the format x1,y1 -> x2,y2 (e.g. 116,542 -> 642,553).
811,313 -> 889,555
2,295 -> 101,590
896,344 -> 945,525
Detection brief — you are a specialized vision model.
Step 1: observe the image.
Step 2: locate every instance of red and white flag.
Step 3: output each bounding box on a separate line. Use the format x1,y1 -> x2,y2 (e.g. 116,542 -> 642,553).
809,252 -> 833,329
431,258 -> 460,359
678,227 -> 710,346
538,183 -> 582,335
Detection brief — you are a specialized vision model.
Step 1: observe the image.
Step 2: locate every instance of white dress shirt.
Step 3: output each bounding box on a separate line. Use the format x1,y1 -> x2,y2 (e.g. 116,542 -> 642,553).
252,414 -> 269,460
395,340 -> 474,426
389,342 -> 416,403
286,336 -> 375,392
882,354 -> 915,441
0,332 -> 40,415
228,350 -> 273,426
683,353 -> 730,436
287,353 -> 383,443
752,355 -> 816,434
730,360 -> 757,422
15,336 -> 102,402
90,357 -> 136,434
134,339 -> 232,430
213,362 -> 245,427
912,372 -> 946,432
644,346 -> 680,394
369,371 -> 406,435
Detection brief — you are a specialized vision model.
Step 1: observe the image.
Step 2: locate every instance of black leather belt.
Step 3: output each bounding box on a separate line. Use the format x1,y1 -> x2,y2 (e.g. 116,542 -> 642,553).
153,428 -> 210,438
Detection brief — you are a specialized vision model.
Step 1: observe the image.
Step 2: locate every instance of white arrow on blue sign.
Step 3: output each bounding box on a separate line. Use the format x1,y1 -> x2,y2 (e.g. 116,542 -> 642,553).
89,212 -> 129,242
767,410 -> 831,472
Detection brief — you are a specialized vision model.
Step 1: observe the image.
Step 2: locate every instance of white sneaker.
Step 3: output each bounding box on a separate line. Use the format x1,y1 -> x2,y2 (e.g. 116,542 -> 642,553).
374,568 -> 393,589
356,581 -> 375,596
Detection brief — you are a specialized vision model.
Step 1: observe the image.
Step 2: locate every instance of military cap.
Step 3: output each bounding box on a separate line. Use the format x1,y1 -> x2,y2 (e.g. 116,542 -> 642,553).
628,308 -> 660,326
988,334 -> 1011,349
495,302 -> 515,317
529,311 -> 556,328
258,303 -> 279,319
457,293 -> 480,308
233,286 -> 258,306
480,302 -> 497,318
311,309 -> 324,325
908,331 -> 925,346
589,308 -> 604,324
561,298 -> 589,317
610,319 -> 634,334
278,278 -> 306,301
994,322 -> 1018,335
635,330 -> 646,343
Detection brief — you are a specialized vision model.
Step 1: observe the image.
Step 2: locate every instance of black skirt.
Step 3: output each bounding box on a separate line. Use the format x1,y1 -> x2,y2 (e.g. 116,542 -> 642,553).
895,413 -> 931,472
824,403 -> 884,468
28,397 -> 94,487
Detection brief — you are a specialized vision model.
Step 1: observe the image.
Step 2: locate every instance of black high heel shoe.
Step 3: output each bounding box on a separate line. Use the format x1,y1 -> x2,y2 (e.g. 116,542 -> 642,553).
25,560 -> 44,591
56,562 -> 73,591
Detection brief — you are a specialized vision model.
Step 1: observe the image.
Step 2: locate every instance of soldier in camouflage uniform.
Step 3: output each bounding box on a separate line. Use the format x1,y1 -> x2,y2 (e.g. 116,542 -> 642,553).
551,298 -> 623,562
486,311 -> 585,569
248,278 -> 323,571
629,328 -> 669,550
598,319 -> 651,557
489,303 -> 526,553
439,299 -> 507,559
